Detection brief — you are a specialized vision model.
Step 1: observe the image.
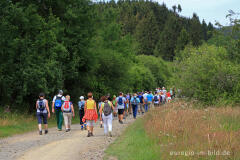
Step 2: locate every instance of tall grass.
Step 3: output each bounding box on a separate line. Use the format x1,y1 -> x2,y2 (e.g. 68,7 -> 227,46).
145,100 -> 240,160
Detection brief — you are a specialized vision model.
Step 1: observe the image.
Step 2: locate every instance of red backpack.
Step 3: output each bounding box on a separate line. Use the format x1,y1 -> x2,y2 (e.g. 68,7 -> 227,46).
63,101 -> 71,112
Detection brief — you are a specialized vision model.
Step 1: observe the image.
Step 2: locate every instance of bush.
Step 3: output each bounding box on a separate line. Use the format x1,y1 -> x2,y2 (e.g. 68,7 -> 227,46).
172,44 -> 240,105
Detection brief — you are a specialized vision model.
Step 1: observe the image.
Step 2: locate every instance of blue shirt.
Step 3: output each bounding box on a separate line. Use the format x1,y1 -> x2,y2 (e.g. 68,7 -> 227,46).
130,97 -> 140,105
138,95 -> 144,103
78,100 -> 85,110
147,94 -> 154,102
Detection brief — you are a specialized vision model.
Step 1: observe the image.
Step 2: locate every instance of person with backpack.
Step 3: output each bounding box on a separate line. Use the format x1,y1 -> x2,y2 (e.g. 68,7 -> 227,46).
130,93 -> 140,119
61,95 -> 75,132
99,96 -> 114,137
167,91 -> 172,103
78,96 -> 86,130
52,90 -> 65,131
82,92 -> 98,137
116,92 -> 126,124
112,95 -> 118,118
98,96 -> 105,128
126,93 -> 131,115
36,93 -> 50,135
138,92 -> 145,114
153,92 -> 160,107
143,91 -> 149,112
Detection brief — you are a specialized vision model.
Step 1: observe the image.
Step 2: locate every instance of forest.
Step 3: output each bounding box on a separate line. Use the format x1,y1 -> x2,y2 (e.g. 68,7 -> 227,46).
0,0 -> 239,112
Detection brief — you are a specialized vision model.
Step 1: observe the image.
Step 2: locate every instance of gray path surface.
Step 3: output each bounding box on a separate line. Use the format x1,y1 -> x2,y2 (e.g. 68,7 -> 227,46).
0,115 -> 137,160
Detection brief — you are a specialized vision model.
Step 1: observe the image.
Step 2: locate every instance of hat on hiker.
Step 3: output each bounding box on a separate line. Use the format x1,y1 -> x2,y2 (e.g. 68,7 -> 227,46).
80,96 -> 84,100
59,90 -> 63,95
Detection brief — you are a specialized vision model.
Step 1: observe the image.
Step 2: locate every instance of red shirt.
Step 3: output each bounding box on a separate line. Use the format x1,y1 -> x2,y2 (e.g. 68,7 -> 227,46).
167,92 -> 171,97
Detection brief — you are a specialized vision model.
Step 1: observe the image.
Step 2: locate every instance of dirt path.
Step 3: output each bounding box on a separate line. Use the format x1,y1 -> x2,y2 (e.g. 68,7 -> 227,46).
0,115 -> 137,160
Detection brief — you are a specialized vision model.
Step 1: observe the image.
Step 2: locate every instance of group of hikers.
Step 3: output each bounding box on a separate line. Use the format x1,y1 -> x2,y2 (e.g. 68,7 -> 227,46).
36,87 -> 175,137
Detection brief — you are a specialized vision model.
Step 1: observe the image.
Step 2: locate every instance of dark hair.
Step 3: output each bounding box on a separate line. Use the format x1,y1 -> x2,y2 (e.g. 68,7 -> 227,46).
100,96 -> 106,102
119,92 -> 123,96
88,92 -> 93,98
39,93 -> 45,97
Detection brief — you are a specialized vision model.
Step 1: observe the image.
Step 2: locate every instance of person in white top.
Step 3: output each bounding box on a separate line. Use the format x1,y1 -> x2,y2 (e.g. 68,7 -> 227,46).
52,90 -> 65,131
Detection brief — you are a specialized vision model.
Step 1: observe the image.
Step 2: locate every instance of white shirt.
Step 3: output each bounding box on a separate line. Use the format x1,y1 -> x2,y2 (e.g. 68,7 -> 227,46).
143,93 -> 148,100
52,94 -> 65,102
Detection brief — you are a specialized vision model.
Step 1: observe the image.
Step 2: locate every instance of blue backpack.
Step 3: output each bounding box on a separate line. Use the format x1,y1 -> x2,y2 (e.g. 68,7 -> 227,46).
38,99 -> 46,112
118,97 -> 123,105
54,96 -> 62,109
132,97 -> 137,105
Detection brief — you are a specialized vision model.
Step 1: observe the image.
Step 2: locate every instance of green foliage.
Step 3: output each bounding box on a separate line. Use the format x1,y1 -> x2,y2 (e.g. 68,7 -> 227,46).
136,55 -> 170,87
0,0 -> 213,111
172,44 -> 240,104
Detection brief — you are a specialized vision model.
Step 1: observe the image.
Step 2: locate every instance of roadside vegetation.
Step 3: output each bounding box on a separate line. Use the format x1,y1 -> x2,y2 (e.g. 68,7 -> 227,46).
0,107 -> 80,138
105,100 -> 240,160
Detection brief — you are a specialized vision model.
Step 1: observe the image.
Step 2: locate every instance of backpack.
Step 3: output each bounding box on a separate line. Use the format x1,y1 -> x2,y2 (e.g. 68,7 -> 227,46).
63,101 -> 71,112
154,96 -> 158,102
103,101 -> 112,116
38,99 -> 46,112
132,97 -> 137,105
54,96 -> 62,109
118,97 -> 123,105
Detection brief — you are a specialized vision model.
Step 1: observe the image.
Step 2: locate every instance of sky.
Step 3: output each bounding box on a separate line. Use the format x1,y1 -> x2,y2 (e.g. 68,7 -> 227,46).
156,0 -> 240,26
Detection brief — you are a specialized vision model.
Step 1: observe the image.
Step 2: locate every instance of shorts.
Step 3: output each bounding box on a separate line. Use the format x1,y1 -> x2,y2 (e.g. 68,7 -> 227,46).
37,112 -> 48,124
118,109 -> 124,115
86,120 -> 95,127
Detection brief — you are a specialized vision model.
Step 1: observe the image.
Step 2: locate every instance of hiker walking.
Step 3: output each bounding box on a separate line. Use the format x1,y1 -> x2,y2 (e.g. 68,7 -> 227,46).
146,91 -> 154,110
99,96 -> 114,137
138,92 -> 145,114
36,93 -> 50,135
82,92 -> 98,137
98,96 -> 104,128
78,96 -> 86,130
52,90 -> 65,131
62,95 -> 75,132
153,92 -> 160,107
130,93 -> 140,119
143,91 -> 149,112
116,92 -> 126,124
112,95 -> 118,118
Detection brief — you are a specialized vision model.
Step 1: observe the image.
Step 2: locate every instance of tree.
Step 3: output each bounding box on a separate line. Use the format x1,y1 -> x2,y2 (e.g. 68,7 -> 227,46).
189,13 -> 203,46
177,4 -> 182,13
172,5 -> 177,13
175,28 -> 190,57
135,11 -> 160,55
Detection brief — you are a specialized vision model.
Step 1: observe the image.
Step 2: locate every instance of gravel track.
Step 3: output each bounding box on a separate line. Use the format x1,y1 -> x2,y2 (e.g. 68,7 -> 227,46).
0,115 -> 137,160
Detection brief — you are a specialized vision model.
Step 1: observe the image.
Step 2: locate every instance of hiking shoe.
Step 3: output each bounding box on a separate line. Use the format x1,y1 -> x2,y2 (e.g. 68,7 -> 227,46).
45,130 -> 48,134
120,120 -> 123,124
87,132 -> 91,137
90,132 -> 93,136
39,131 -> 42,135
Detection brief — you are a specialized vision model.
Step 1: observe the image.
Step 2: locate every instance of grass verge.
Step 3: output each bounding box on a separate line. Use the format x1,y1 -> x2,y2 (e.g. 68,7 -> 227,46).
104,117 -> 160,160
0,112 -> 80,138
105,100 -> 240,160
